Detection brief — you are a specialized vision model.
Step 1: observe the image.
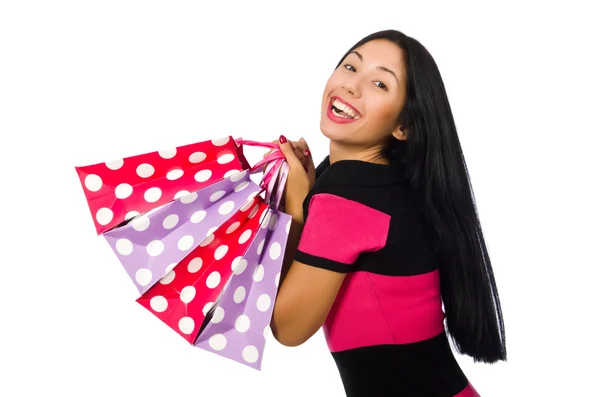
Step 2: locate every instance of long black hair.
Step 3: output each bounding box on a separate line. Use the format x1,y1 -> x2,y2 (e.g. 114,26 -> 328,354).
335,29 -> 506,363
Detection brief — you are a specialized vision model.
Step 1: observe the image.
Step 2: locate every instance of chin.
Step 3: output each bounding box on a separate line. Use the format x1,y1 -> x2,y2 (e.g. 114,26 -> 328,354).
320,118 -> 356,142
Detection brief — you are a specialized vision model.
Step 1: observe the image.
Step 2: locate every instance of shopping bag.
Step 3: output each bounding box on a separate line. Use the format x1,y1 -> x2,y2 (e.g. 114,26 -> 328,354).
75,136 -> 251,234
194,201 -> 291,370
136,156 -> 290,369
102,168 -> 262,295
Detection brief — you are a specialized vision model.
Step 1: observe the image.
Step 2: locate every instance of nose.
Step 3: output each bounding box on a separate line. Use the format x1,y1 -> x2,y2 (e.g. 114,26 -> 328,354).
342,77 -> 360,97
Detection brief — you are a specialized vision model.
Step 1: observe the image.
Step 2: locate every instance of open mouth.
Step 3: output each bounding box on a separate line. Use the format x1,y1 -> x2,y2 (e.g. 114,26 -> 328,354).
330,98 -> 361,120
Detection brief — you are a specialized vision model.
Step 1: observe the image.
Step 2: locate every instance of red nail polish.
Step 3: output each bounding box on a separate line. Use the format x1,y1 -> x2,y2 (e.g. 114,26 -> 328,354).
279,135 -> 287,144
304,148 -> 311,157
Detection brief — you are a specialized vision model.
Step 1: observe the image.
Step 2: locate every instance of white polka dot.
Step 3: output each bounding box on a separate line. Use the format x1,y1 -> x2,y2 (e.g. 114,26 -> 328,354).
270,243 -> 282,260
189,151 -> 207,163
269,213 -> 279,231
234,181 -> 250,192
206,271 -> 221,288
210,190 -> 226,202
105,159 -> 123,170
240,198 -> 255,212
247,191 -> 259,202
135,268 -> 152,286
264,325 -> 270,339
136,163 -> 154,178
217,153 -> 235,164
84,174 -> 102,192
207,226 -> 218,237
224,169 -> 238,178
96,208 -> 113,225
190,210 -> 206,223
202,302 -> 214,315
146,240 -> 164,256
249,204 -> 260,219
178,235 -> 194,251
115,183 -> 133,199
286,218 -> 292,234
214,245 -> 229,260
233,286 -> 246,303
188,257 -> 203,273
234,259 -> 248,275
194,170 -> 212,182
162,214 -> 179,229
253,265 -> 265,282
179,317 -> 195,335
218,201 -> 235,216
275,272 -> 281,287
231,256 -> 242,271
132,215 -> 150,231
257,294 -> 271,312
159,269 -> 175,285
235,315 -> 251,333
180,286 -> 196,303
211,307 -> 225,323
164,262 -> 177,275
208,334 -> 227,350
242,345 -> 259,363
166,169 -> 184,180
212,137 -> 230,146
125,210 -> 140,219
239,229 -> 252,244
144,187 -> 162,203
199,234 -> 214,247
159,147 -> 177,159
226,221 -> 240,234
174,190 -> 188,200
229,170 -> 247,182
115,238 -> 133,255
257,239 -> 265,255
150,296 -> 168,312
182,192 -> 199,204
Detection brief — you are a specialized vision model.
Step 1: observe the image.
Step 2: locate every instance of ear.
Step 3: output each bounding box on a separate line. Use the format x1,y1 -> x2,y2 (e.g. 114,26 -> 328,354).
392,125 -> 408,141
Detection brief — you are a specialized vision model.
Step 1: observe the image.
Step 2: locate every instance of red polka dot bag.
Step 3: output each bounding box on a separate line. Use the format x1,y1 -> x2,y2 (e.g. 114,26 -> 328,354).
75,137 -> 292,370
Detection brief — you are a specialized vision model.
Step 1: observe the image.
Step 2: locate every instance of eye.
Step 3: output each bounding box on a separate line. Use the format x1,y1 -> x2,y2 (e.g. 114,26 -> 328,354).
344,64 -> 356,72
375,81 -> 387,90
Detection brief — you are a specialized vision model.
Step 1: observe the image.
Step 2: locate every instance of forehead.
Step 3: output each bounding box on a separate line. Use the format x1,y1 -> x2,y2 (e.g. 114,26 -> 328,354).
349,39 -> 404,72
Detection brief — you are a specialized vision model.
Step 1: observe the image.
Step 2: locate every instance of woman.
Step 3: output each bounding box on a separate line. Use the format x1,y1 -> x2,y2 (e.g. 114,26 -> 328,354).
269,29 -> 506,397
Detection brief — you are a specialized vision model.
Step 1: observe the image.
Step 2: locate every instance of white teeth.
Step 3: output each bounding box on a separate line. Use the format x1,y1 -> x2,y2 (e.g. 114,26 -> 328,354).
332,99 -> 360,119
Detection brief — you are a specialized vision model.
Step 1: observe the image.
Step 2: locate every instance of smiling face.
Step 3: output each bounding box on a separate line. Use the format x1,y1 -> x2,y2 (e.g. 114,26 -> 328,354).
320,39 -> 408,156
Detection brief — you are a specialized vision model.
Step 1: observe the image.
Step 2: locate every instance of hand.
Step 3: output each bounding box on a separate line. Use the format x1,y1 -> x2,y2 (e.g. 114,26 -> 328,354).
263,137 -> 311,172
277,135 -> 315,224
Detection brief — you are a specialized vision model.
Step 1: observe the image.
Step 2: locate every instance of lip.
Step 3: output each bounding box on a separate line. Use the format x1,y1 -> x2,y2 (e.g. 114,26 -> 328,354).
327,96 -> 362,124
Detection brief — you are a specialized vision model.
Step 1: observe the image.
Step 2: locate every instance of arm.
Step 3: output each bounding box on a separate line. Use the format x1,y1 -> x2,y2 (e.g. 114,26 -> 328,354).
271,258 -> 346,347
269,137 -> 387,346
270,193 -> 390,347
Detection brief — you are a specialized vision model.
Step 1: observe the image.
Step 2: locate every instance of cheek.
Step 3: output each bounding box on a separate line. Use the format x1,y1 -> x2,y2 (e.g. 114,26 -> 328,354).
367,98 -> 400,129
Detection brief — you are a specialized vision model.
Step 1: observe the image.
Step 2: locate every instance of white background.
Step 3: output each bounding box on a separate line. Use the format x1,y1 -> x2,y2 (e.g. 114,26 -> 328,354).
1,1 -> 598,396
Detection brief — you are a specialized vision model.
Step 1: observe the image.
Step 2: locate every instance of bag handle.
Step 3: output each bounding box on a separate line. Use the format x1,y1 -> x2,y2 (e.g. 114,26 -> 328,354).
235,138 -> 290,210
235,138 -> 285,174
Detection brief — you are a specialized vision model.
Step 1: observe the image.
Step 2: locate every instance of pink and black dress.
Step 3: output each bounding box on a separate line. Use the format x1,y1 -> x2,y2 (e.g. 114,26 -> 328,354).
294,148 -> 480,397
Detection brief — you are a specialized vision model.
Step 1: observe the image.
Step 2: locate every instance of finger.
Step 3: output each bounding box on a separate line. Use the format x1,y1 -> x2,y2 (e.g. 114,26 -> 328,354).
303,142 -> 316,182
296,138 -> 309,153
292,146 -> 308,170
278,136 -> 304,171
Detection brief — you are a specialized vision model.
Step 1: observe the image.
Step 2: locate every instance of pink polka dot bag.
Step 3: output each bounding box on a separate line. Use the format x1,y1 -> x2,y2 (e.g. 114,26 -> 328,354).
75,137 -> 291,370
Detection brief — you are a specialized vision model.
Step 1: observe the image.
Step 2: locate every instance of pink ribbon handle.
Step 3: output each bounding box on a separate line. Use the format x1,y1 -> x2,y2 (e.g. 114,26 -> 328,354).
235,137 -> 289,210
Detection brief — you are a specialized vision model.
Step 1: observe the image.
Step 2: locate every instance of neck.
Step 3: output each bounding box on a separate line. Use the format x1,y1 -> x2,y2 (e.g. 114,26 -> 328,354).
328,141 -> 390,165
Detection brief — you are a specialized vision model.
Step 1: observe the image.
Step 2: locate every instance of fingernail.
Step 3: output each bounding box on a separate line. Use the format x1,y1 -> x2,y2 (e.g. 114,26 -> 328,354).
279,135 -> 287,144
304,148 -> 311,157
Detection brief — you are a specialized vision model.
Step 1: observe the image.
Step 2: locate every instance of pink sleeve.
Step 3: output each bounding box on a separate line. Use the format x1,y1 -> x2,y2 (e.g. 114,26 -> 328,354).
296,193 -> 390,272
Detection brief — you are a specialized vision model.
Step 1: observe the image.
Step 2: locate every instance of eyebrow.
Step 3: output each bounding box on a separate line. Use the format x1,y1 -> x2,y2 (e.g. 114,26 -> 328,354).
350,51 -> 399,83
